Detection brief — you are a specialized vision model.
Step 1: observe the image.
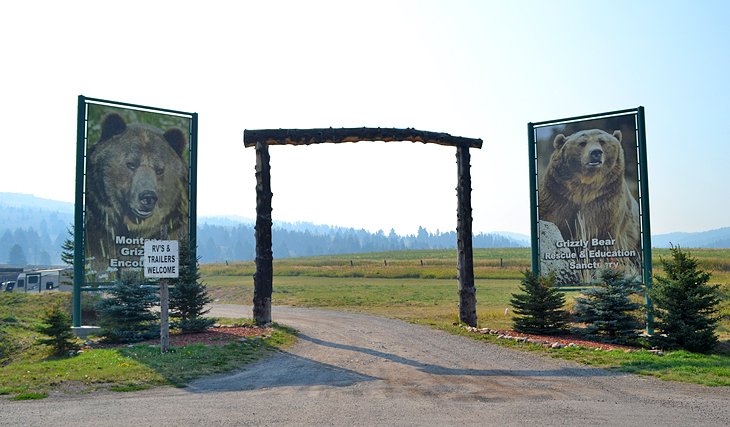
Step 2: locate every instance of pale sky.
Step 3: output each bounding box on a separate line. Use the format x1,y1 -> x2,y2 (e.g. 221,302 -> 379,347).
2,0 -> 729,236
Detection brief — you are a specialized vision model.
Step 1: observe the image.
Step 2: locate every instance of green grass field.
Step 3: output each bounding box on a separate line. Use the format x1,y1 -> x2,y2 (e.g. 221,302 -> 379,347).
1,247 -> 727,397
0,292 -> 295,399
200,248 -> 729,386
202,247 -> 729,338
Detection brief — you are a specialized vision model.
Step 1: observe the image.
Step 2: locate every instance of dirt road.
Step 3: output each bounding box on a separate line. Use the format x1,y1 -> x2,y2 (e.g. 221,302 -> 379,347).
1,305 -> 728,426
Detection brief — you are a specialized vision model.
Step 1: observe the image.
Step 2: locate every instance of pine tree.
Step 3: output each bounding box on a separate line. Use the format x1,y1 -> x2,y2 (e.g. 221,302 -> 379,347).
8,244 -> 27,265
650,246 -> 721,353
35,305 -> 80,356
60,226 -> 74,281
573,269 -> 643,344
97,271 -> 159,343
511,271 -> 569,335
169,241 -> 215,333
61,227 -> 74,266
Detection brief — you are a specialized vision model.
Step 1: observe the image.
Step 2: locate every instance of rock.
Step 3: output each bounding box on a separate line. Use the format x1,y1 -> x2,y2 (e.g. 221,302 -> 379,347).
568,343 -> 578,348
551,342 -> 564,349
648,349 -> 664,356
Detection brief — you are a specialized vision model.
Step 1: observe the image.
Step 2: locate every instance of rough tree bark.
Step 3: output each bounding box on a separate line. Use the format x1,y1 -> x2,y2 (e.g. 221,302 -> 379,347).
244,128 -> 482,149
253,141 -> 273,325
456,145 -> 477,326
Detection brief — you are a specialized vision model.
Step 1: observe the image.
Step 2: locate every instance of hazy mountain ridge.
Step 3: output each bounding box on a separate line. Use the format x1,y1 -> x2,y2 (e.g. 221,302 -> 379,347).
2,192 -> 728,266
0,193 -> 526,265
650,227 -> 730,249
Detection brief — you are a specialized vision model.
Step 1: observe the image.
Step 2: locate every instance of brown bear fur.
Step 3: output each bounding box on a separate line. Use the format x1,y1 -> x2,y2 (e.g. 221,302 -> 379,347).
539,129 -> 640,252
85,113 -> 188,274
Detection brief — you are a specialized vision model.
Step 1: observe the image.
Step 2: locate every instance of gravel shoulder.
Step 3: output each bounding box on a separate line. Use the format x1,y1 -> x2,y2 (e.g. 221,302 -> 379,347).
1,304 -> 728,426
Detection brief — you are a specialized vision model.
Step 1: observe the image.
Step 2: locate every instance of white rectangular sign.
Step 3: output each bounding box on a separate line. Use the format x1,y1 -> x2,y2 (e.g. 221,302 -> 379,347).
143,240 -> 179,278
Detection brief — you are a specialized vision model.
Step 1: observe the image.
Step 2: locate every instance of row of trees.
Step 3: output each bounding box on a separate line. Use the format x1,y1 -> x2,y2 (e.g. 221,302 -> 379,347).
2,222 -> 525,266
197,224 -> 524,263
510,246 -> 722,353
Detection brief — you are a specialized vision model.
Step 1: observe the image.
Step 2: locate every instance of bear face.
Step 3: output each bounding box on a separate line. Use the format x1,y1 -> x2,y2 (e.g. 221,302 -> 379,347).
551,129 -> 623,187
85,113 -> 189,274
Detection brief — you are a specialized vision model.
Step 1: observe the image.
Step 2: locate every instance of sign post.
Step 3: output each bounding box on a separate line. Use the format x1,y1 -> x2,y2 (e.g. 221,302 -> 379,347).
143,240 -> 179,353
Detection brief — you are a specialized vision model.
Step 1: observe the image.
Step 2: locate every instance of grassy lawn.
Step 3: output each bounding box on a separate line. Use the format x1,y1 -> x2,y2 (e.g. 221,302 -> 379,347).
201,248 -> 730,386
0,293 -> 295,400
1,248 -> 727,398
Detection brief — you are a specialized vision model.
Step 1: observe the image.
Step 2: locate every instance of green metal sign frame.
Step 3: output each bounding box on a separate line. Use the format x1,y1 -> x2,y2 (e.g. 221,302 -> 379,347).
73,95 -> 198,327
528,107 -> 653,333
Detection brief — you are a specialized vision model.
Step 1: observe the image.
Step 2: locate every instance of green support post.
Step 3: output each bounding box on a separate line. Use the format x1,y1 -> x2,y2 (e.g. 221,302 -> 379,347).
637,106 -> 654,335
527,123 -> 539,274
189,113 -> 199,265
73,95 -> 86,327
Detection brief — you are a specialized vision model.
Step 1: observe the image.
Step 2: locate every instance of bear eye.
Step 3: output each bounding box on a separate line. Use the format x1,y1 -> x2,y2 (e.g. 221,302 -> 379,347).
579,141 -> 587,147
126,162 -> 138,171
155,167 -> 164,176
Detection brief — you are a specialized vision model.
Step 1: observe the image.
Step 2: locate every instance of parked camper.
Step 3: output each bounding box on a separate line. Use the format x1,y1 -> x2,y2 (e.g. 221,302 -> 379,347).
13,269 -> 71,293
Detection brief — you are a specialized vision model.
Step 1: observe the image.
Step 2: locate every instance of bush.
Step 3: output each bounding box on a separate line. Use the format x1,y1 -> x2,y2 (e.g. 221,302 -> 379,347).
169,241 -> 215,333
34,305 -> 80,356
573,269 -> 643,345
650,246 -> 721,353
97,271 -> 159,343
511,271 -> 569,335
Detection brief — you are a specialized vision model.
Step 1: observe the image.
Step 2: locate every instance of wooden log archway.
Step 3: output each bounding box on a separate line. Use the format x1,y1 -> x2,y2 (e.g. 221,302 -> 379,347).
243,128 -> 483,326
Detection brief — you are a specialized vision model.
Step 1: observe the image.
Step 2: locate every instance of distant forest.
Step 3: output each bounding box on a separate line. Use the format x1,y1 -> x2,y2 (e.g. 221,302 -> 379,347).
3,192 -> 729,267
196,222 -> 524,263
0,200 -> 525,266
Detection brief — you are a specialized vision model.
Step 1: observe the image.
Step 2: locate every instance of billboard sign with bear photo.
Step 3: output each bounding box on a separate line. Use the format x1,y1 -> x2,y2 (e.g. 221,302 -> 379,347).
528,108 -> 651,287
75,97 -> 197,284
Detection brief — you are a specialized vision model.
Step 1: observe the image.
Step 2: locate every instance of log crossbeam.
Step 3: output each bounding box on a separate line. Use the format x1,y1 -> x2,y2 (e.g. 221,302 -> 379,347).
244,127 -> 482,149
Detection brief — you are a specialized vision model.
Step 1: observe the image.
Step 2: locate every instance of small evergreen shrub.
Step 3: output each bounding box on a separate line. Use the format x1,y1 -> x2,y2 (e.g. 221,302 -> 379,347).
169,241 -> 215,333
650,246 -> 721,353
34,305 -> 80,356
97,271 -> 159,343
511,270 -> 569,335
573,269 -> 643,345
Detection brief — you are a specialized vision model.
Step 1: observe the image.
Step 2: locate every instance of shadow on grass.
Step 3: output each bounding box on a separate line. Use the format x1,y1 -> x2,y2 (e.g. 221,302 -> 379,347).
113,324 -> 297,388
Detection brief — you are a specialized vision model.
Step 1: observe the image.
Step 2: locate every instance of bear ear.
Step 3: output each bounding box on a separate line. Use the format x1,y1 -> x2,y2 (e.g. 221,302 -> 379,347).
613,130 -> 622,143
100,114 -> 127,141
164,128 -> 187,157
553,134 -> 567,150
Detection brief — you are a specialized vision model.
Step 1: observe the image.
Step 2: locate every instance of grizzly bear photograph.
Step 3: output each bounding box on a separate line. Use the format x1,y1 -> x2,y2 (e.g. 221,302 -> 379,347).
84,111 -> 189,276
536,117 -> 643,284
539,128 -> 640,251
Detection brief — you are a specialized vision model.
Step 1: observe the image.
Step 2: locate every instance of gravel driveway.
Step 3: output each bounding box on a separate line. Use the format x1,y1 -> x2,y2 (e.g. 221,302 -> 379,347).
1,304 -> 728,426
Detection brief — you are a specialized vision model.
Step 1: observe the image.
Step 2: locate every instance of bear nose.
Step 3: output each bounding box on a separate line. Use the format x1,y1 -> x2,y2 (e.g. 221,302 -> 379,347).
589,149 -> 603,163
139,190 -> 158,211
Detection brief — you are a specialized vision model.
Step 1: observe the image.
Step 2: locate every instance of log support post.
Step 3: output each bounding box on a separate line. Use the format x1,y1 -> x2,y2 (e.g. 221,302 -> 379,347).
253,141 -> 273,325
456,145 -> 477,327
